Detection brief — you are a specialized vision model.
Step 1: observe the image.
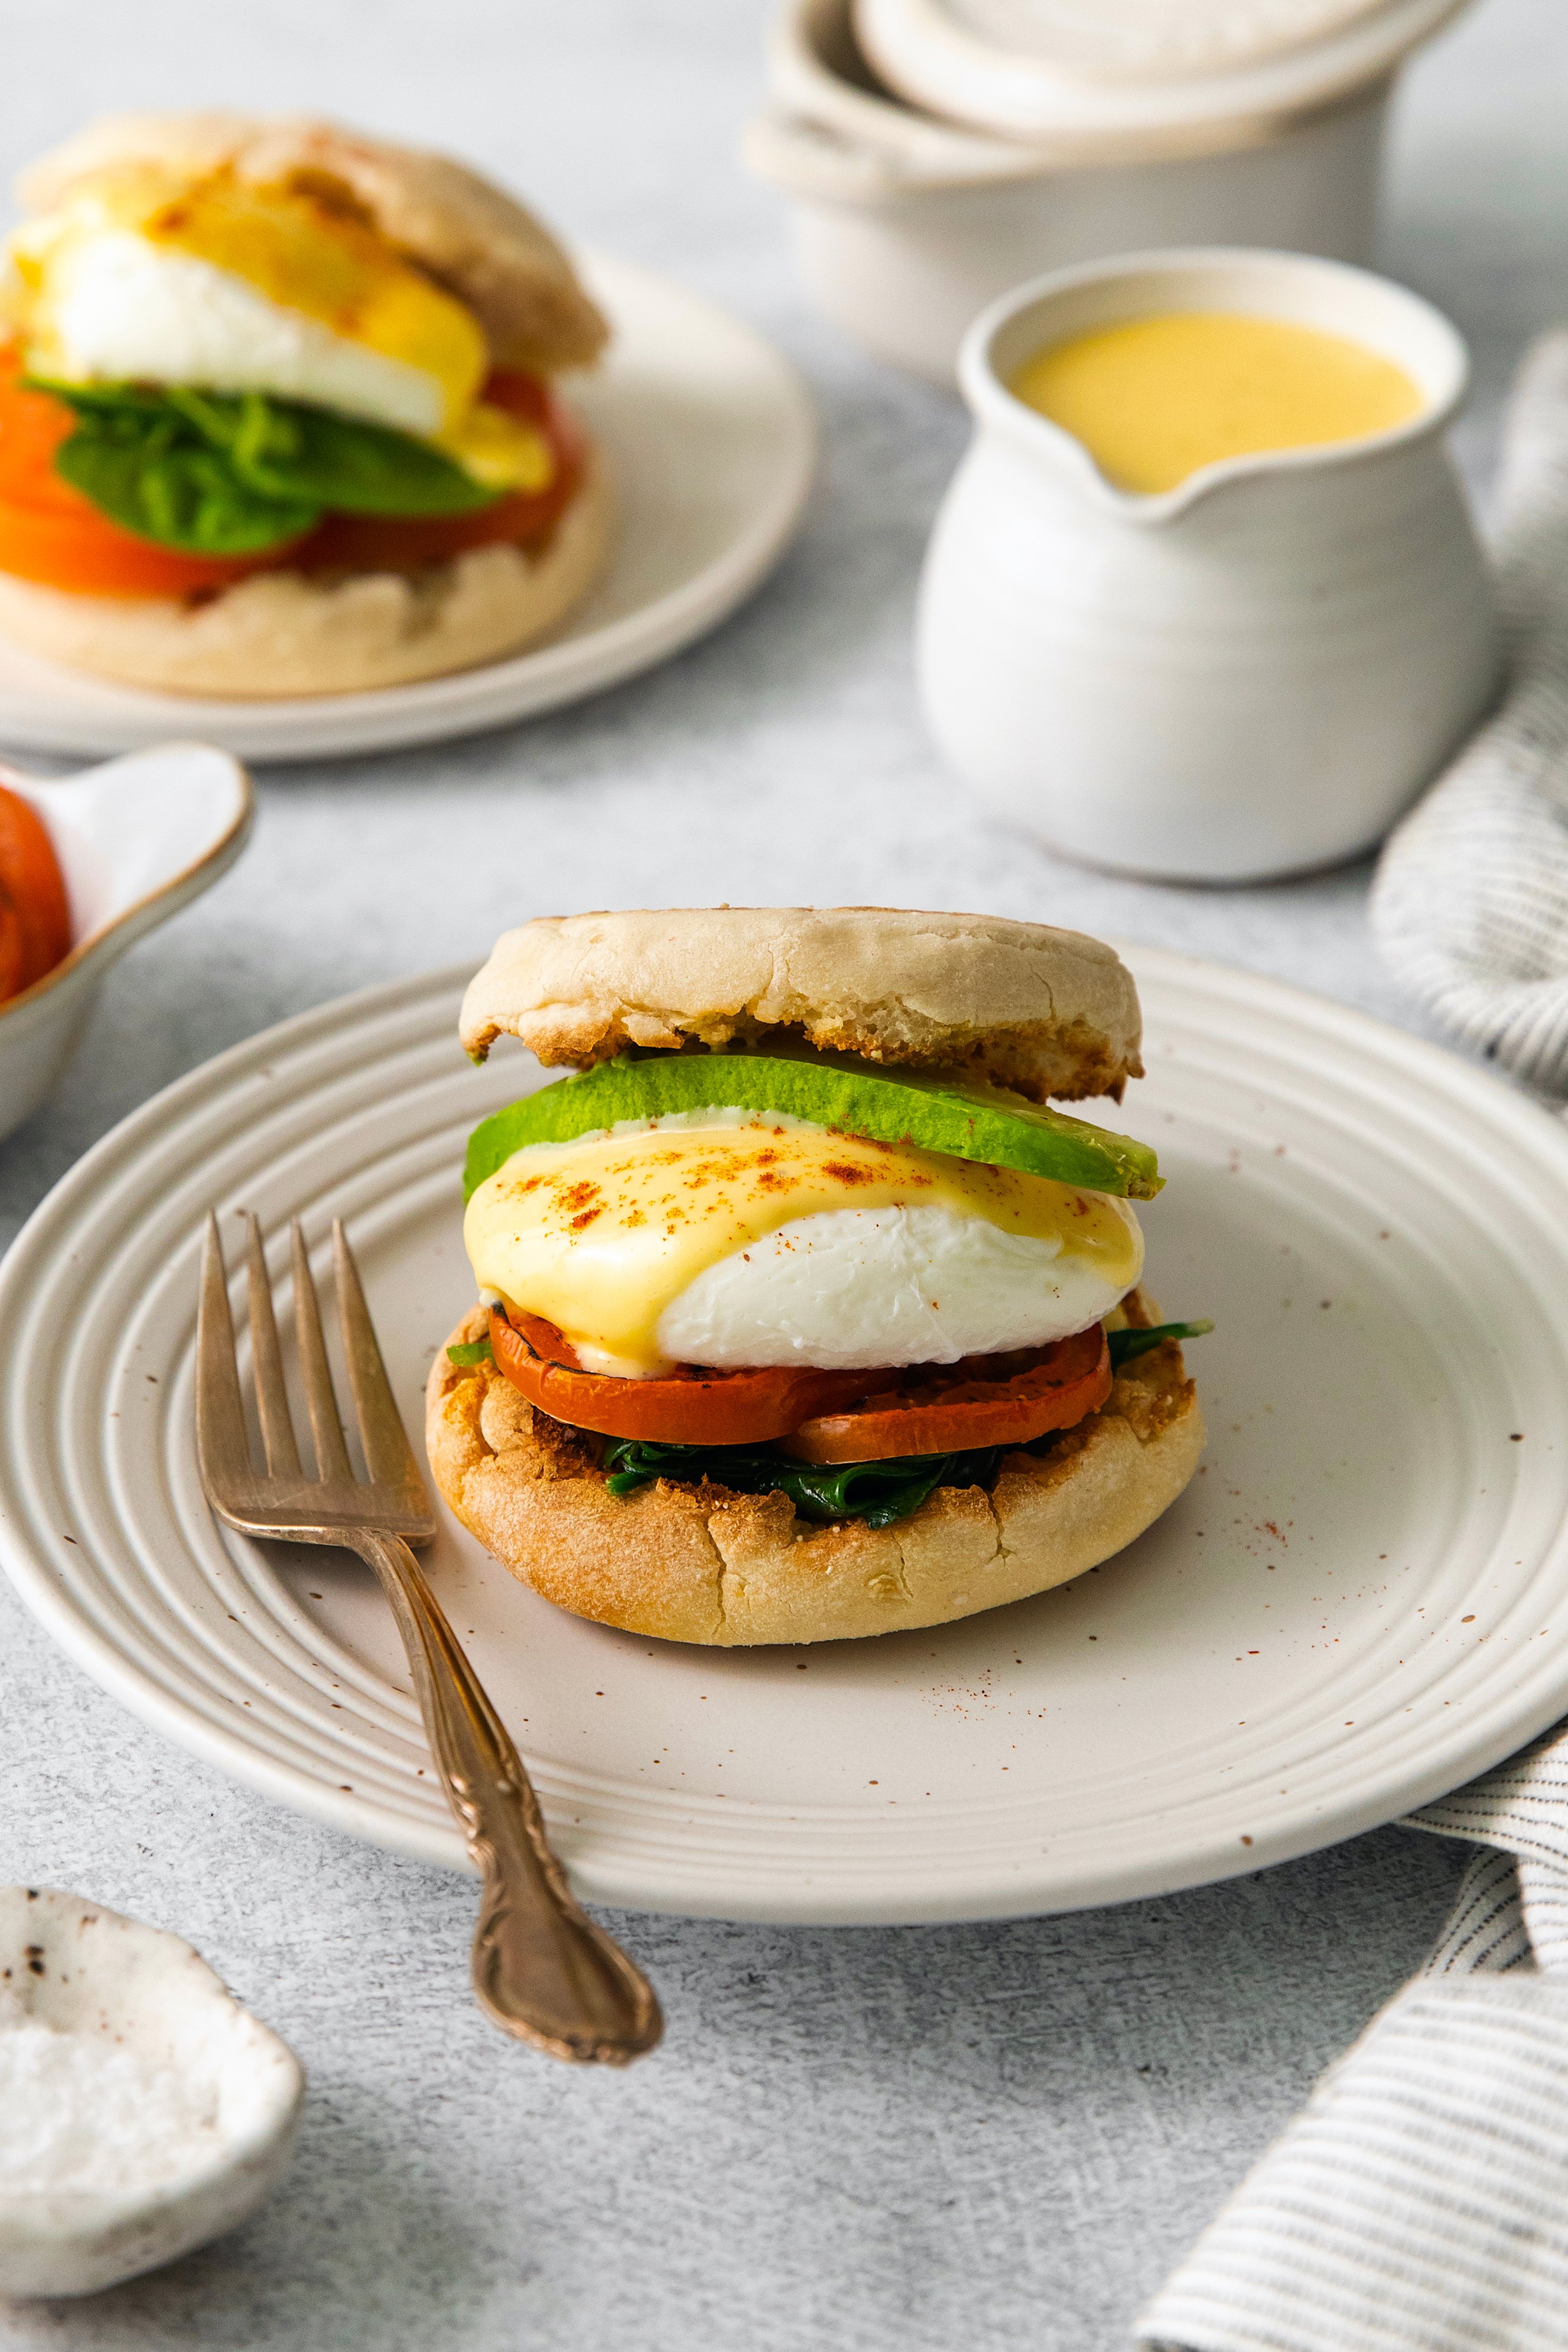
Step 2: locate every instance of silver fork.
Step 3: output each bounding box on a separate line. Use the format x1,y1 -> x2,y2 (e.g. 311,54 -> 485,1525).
196,1210 -> 662,2066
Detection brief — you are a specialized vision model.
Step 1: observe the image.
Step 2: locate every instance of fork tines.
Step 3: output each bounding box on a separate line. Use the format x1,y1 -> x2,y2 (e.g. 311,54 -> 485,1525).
197,1211 -> 434,1542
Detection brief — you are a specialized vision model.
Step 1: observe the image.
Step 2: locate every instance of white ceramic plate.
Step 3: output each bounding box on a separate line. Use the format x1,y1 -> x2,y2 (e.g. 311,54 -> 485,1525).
0,256 -> 816,765
4,951 -> 1568,1925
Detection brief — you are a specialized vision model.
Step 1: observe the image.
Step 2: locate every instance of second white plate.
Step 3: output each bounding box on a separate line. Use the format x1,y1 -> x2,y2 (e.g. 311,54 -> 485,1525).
4,950 -> 1568,1923
0,254 -> 816,765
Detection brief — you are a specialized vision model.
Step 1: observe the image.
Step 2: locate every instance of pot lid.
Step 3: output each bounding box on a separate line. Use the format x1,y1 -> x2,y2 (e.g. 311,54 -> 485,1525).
853,0 -> 1471,142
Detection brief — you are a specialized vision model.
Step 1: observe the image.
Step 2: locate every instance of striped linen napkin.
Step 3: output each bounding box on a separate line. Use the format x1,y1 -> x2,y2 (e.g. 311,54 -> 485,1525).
1144,339 -> 1568,2352
1135,1728 -> 1568,2350
1369,331 -> 1568,1084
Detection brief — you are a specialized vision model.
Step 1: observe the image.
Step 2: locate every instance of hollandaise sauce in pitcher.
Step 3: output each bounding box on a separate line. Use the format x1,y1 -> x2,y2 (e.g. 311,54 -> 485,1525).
1009,311 -> 1425,494
918,251 -> 1498,882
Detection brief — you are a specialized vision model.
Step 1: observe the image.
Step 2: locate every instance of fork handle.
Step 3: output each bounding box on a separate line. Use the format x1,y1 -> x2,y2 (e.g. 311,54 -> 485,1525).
349,1531 -> 662,2065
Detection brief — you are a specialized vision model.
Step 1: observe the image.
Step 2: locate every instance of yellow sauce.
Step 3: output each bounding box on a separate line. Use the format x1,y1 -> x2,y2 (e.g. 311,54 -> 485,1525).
9,165 -> 551,489
464,1120 -> 1141,1376
1009,310 -> 1424,494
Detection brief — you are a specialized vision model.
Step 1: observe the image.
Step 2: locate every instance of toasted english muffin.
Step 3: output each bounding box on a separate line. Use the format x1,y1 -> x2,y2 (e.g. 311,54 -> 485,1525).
425,1290 -> 1202,1646
459,905 -> 1144,1103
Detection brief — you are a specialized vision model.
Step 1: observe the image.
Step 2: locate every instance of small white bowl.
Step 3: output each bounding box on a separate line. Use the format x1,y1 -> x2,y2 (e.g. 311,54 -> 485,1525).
0,742 -> 252,1146
0,1887 -> 303,2299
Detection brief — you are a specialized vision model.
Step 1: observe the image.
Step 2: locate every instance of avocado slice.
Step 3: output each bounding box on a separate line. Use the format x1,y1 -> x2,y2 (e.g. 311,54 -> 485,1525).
463,1050 -> 1161,1201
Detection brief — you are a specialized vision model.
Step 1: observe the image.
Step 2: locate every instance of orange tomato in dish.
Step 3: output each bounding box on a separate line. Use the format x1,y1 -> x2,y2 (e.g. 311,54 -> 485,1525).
0,781 -> 70,1004
0,355 -> 583,598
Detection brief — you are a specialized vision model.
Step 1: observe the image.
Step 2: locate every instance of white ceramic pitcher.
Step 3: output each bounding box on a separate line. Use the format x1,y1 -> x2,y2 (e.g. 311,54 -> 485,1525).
916,249 -> 1499,882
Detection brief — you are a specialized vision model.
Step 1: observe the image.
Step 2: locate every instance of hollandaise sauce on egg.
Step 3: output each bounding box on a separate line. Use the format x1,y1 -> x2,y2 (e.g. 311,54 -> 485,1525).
464,1115 -> 1144,1380
8,165 -> 550,490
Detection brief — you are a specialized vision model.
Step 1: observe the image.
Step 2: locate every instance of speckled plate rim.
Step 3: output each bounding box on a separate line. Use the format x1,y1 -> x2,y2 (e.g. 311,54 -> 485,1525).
4,951 -> 1568,1924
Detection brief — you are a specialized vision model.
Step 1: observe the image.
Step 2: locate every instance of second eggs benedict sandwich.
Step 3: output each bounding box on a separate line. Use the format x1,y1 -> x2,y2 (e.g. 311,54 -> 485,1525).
428,907 -> 1209,1647
0,112 -> 609,696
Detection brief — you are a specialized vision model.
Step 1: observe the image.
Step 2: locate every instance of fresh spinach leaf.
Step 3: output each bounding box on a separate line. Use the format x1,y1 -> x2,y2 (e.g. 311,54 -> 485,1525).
446,1336 -> 495,1366
1108,1318 -> 1213,1369
601,1438 -> 1007,1531
47,392 -> 318,554
30,378 -> 498,556
165,388 -> 497,516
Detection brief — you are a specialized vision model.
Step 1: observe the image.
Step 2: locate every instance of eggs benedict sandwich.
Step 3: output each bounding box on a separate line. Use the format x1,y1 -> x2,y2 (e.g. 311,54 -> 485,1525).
427,907 -> 1209,1647
0,112 -> 609,697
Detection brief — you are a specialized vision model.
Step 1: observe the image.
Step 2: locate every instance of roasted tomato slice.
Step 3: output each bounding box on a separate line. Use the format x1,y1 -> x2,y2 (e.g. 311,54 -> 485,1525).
511,1310 -> 585,1367
489,1310 -> 894,1447
0,356 -> 581,595
0,350 -> 305,596
297,376 -> 585,572
778,1326 -> 1111,1464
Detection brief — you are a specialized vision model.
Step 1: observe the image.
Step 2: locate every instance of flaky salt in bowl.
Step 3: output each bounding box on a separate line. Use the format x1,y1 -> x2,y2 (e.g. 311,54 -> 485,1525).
0,1887 -> 304,2298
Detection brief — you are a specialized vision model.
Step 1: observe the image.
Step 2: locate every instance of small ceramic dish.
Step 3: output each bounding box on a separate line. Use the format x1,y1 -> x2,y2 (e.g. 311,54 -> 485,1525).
853,0 -> 1472,146
743,0 -> 1408,382
0,1886 -> 303,2298
0,742 -> 252,1146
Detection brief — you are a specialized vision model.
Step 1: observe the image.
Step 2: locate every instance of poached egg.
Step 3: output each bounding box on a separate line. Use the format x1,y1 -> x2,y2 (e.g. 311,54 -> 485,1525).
463,1112 -> 1144,1380
5,165 -> 552,491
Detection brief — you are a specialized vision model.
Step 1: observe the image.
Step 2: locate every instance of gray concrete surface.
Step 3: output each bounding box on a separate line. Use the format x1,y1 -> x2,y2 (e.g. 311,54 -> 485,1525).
1,1 -> 1564,2343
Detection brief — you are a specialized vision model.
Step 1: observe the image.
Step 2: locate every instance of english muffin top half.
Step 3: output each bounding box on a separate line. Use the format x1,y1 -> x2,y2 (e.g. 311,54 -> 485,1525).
460,905 -> 1144,1106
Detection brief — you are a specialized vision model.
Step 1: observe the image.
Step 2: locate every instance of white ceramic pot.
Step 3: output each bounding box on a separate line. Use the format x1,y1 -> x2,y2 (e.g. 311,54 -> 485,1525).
916,248 -> 1499,883
0,1886 -> 303,2298
854,0 -> 1471,147
745,0 -> 1397,384
0,743 -> 252,1145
